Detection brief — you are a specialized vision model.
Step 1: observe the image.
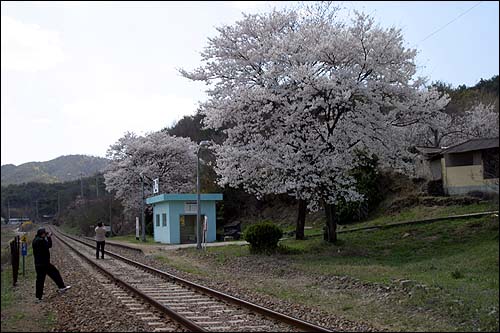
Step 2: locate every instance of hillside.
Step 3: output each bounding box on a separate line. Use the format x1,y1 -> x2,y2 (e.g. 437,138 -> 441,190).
433,75 -> 499,114
1,155 -> 109,186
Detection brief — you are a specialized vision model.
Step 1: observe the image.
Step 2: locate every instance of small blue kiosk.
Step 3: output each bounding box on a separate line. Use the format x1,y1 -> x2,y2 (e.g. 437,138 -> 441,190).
145,193 -> 223,244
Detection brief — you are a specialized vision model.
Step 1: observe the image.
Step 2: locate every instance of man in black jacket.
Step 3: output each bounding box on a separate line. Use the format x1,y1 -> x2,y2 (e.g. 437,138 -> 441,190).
32,228 -> 71,302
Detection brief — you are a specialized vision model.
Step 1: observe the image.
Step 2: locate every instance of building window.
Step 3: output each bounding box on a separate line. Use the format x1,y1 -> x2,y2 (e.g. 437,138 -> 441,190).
162,213 -> 167,227
447,152 -> 474,167
156,214 -> 160,227
483,149 -> 499,179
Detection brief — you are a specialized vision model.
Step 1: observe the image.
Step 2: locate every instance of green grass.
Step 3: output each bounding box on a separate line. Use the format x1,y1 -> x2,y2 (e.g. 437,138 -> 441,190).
1,266 -> 15,308
163,204 -> 499,332
200,244 -> 249,264
279,216 -> 499,331
346,202 -> 497,230
1,228 -> 56,332
153,254 -> 206,275
110,234 -> 158,244
44,312 -> 56,327
298,202 -> 498,237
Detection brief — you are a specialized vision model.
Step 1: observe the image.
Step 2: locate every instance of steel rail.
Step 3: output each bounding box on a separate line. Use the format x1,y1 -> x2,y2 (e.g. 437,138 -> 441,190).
50,227 -> 207,332
54,227 -> 333,332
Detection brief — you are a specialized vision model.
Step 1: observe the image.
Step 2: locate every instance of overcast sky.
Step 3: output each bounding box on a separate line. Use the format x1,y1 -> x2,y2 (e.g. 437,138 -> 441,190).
1,1 -> 499,166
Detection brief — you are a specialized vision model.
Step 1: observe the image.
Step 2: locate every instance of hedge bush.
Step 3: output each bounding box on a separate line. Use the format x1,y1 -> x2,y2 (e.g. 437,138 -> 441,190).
243,221 -> 283,253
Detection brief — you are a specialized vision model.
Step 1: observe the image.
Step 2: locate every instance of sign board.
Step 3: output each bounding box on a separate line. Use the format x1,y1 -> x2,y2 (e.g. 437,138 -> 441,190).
184,201 -> 198,214
135,217 -> 140,239
153,178 -> 159,194
21,243 -> 27,256
20,234 -> 27,243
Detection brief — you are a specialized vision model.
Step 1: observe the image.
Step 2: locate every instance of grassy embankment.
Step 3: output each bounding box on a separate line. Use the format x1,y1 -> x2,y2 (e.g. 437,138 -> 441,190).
108,234 -> 158,244
280,201 -> 498,236
60,223 -> 159,245
153,203 -> 499,332
1,226 -> 55,332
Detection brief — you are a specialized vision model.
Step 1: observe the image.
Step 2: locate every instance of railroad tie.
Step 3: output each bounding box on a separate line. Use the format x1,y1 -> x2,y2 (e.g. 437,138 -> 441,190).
205,326 -> 231,331
185,316 -> 211,320
147,322 -> 169,326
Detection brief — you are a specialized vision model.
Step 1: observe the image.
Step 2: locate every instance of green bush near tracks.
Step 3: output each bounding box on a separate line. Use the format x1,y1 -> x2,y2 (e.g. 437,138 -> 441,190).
243,221 -> 283,254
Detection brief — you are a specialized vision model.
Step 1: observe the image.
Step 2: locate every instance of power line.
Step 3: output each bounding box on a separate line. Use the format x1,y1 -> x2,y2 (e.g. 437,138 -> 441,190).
419,1 -> 483,43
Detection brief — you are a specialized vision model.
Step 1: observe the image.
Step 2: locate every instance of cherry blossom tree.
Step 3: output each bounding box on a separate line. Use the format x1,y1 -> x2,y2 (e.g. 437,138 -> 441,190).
104,131 -> 197,215
413,102 -> 499,148
181,4 -> 447,242
463,103 -> 499,140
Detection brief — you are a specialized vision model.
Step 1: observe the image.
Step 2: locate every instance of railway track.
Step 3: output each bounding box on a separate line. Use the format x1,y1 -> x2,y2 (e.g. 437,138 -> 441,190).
50,227 -> 333,332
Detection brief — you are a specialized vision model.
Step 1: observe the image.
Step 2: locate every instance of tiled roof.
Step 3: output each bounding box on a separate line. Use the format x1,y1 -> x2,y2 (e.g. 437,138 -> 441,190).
441,137 -> 499,154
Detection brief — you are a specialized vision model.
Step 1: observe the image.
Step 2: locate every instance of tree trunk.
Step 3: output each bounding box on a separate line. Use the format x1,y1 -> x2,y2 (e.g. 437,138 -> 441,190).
295,199 -> 307,240
324,202 -> 337,243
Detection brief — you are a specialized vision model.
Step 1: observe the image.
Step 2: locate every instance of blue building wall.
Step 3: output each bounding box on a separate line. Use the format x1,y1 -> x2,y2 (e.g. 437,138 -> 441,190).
147,194 -> 222,244
153,202 -> 171,243
167,201 -> 217,244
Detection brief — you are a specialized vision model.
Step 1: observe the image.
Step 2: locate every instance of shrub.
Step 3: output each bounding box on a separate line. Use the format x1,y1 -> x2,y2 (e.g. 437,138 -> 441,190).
243,221 -> 283,253
19,221 -> 34,232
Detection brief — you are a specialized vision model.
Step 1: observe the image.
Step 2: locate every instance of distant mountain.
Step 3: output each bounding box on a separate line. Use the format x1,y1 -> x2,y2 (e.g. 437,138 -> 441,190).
1,155 -> 110,186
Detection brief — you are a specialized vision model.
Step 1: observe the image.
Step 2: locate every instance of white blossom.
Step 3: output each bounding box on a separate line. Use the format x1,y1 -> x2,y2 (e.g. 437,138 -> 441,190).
104,131 -> 197,214
412,101 -> 499,148
181,4 -> 445,209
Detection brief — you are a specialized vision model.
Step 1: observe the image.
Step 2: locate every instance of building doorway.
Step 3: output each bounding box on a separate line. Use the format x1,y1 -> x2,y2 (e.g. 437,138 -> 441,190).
179,215 -> 203,244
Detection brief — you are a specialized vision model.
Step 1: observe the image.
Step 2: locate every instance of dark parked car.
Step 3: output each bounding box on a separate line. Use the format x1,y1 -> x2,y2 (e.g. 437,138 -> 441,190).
223,221 -> 241,240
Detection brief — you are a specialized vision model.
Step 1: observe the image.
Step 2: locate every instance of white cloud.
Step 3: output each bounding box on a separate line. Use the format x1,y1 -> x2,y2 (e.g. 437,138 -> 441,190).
57,93 -> 198,158
61,92 -> 198,136
1,15 -> 65,72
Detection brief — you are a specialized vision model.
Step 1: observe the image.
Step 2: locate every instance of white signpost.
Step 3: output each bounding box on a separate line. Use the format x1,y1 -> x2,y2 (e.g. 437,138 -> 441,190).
202,216 -> 208,250
153,178 -> 159,194
135,217 -> 140,240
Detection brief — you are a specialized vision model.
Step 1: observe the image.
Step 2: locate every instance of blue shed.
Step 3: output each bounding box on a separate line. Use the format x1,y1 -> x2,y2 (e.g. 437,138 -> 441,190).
145,193 -> 223,244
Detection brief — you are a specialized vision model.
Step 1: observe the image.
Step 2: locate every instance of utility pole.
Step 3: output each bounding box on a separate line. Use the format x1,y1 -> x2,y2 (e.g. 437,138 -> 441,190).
7,200 -> 11,223
35,200 -> 39,222
109,196 -> 112,237
140,173 -> 146,242
57,193 -> 60,217
196,147 -> 201,250
196,141 -> 211,250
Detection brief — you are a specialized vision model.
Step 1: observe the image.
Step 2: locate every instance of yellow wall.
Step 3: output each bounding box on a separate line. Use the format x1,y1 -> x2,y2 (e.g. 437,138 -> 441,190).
445,165 -> 484,187
441,153 -> 499,194
444,164 -> 498,187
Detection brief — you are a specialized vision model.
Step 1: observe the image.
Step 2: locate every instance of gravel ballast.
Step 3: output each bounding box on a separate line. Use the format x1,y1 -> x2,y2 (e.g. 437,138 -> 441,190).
102,242 -> 379,332
46,236 -> 180,332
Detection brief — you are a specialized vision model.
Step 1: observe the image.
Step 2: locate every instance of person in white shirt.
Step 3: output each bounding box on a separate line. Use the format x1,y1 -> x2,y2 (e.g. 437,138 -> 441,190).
95,222 -> 106,259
